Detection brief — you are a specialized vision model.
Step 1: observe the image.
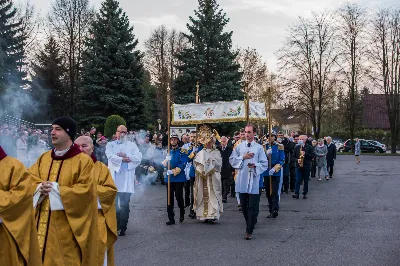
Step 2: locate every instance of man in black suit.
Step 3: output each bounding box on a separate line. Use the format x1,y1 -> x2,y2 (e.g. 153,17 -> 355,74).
292,135 -> 314,199
326,136 -> 336,178
218,136 -> 234,203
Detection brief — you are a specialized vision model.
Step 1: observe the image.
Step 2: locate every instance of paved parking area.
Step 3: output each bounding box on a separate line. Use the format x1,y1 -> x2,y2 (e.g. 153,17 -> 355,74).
115,155 -> 400,266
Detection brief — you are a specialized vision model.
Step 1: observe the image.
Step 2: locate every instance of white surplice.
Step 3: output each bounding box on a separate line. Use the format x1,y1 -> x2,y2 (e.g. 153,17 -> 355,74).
229,140 -> 268,195
193,148 -> 223,220
105,140 -> 142,193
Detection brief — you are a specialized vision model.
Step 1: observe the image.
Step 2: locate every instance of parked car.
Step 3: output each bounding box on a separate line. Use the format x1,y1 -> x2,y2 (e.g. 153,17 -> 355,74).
335,142 -> 344,152
366,140 -> 386,152
343,139 -> 386,153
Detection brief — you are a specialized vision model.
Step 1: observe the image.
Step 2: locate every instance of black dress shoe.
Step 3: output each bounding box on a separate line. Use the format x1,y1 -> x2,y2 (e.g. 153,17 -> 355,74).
292,194 -> 299,199
166,220 -> 175,225
188,212 -> 196,219
179,217 -> 184,223
245,233 -> 252,240
119,230 -> 126,236
267,212 -> 273,218
272,211 -> 278,218
222,199 -> 227,203
303,195 -> 307,199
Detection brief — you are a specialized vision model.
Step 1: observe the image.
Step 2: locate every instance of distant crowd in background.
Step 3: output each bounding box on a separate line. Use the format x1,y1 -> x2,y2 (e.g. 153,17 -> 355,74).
0,123 -> 340,188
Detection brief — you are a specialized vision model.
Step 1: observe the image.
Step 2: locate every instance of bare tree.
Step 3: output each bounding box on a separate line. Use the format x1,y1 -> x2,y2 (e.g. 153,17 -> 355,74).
277,11 -> 338,139
144,25 -> 188,127
368,8 -> 400,153
48,0 -> 94,117
235,47 -> 269,102
16,0 -> 41,72
336,3 -> 367,149
145,25 -> 169,126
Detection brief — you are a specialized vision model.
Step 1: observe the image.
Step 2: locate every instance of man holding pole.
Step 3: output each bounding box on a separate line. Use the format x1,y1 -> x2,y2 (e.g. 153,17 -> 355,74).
163,134 -> 186,225
262,132 -> 285,219
229,125 -> 268,240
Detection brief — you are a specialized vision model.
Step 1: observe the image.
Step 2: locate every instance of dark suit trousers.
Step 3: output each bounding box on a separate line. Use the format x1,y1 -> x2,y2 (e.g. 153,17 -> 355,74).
239,193 -> 260,235
283,163 -> 290,192
116,192 -> 131,231
290,165 -> 296,191
295,168 -> 311,195
221,176 -> 232,200
167,182 -> 185,221
184,180 -> 191,206
327,163 -> 334,177
264,175 -> 280,212
311,160 -> 316,177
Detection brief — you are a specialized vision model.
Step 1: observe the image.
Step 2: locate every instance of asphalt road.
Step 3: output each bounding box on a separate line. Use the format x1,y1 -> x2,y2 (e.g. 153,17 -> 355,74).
114,155 -> 400,266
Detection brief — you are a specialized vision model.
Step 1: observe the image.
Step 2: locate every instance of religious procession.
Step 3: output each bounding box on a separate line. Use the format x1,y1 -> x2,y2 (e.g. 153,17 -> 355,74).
0,83 -> 343,266
3,0 -> 400,264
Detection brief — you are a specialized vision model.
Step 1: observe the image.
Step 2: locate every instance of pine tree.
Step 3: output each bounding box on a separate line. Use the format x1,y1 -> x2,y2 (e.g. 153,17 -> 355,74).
31,36 -> 68,121
79,0 -> 145,129
0,0 -> 26,91
174,0 -> 242,104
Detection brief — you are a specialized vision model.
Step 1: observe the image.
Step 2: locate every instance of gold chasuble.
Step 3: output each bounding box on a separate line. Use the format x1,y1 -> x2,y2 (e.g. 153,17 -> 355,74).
92,154 -> 118,266
0,146 -> 41,266
29,144 -> 97,266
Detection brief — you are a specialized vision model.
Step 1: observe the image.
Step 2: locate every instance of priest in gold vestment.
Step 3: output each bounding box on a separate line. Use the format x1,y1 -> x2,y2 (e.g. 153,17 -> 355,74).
193,125 -> 223,222
75,136 -> 118,266
0,146 -> 41,266
29,116 -> 97,266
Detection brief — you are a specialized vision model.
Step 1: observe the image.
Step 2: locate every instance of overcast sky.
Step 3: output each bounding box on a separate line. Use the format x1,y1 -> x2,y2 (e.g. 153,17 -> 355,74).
32,0 -> 398,71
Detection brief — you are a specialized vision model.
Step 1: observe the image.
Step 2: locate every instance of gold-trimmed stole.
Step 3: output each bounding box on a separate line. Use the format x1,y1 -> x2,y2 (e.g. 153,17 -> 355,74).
36,160 -> 63,260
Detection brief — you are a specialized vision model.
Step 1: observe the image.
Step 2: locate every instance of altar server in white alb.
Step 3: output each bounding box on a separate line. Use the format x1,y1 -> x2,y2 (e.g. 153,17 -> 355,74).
193,125 -> 223,223
105,125 -> 142,236
229,124 -> 268,240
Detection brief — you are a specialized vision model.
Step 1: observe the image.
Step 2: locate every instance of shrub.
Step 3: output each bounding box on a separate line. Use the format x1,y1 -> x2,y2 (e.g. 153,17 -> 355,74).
104,115 -> 126,139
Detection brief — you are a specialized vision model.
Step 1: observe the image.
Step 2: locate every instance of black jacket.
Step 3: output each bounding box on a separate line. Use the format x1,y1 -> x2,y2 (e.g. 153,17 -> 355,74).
326,143 -> 337,164
218,146 -> 234,179
288,141 -> 297,167
293,144 -> 314,169
281,138 -> 293,164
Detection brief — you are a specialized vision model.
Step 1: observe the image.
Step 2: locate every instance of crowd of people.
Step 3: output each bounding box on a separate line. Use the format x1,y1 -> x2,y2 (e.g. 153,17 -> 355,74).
1,116 -> 342,266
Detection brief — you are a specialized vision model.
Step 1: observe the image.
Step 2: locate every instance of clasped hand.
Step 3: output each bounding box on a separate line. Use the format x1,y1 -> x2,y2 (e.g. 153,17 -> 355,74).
39,181 -> 52,196
247,163 -> 255,169
117,152 -> 127,157
243,152 -> 254,160
117,152 -> 131,162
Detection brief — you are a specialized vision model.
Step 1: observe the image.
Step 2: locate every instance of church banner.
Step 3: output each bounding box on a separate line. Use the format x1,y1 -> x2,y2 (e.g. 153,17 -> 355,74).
171,100 -> 267,125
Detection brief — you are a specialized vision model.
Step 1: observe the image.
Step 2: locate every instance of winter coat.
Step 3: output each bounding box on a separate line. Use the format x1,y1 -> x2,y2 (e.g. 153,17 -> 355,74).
314,145 -> 328,168
355,141 -> 361,156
